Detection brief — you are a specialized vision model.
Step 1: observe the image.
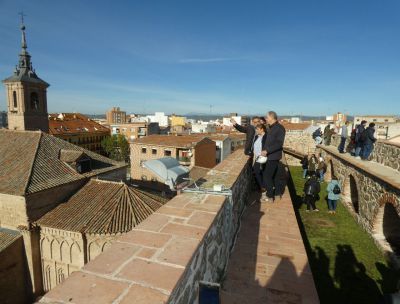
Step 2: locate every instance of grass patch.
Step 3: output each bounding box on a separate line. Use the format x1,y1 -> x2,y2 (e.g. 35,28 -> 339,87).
288,166 -> 399,304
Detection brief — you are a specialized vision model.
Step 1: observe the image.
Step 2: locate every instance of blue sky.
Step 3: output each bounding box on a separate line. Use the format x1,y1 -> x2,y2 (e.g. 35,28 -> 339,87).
0,0 -> 399,116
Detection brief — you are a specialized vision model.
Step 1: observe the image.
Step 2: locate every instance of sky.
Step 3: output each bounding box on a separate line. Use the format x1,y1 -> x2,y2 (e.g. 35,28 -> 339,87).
0,0 -> 399,116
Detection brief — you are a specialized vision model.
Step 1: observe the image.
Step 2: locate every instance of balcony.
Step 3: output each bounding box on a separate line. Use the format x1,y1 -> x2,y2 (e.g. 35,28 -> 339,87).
178,156 -> 191,166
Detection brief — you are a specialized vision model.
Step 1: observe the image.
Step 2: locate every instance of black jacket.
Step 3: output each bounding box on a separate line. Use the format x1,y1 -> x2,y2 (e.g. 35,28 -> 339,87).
233,123 -> 255,155
262,122 -> 286,160
304,177 -> 321,196
300,157 -> 309,169
364,127 -> 376,145
355,125 -> 365,143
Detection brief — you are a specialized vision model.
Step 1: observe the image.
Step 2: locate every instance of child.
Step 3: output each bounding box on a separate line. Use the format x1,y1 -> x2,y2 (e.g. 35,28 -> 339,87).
326,175 -> 341,214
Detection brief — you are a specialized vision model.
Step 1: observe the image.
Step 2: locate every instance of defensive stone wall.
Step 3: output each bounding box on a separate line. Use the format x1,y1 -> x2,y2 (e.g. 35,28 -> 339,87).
330,134 -> 400,172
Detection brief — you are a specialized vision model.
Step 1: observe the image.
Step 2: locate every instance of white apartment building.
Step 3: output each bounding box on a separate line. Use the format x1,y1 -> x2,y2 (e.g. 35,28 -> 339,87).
146,112 -> 169,127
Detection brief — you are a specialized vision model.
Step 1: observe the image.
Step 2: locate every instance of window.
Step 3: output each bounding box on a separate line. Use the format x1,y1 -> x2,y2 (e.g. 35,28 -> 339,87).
141,175 -> 148,181
12,91 -> 17,108
30,92 -> 39,110
141,147 -> 147,153
164,150 -> 172,156
151,177 -> 157,182
152,148 -> 157,155
76,159 -> 91,173
140,160 -> 146,167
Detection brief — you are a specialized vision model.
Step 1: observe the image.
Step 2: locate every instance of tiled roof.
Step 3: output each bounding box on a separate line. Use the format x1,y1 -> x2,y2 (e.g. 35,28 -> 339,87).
37,180 -> 168,234
0,129 -> 126,196
59,149 -> 86,163
48,113 -> 110,135
133,134 -> 214,148
280,122 -> 310,131
0,228 -> 21,252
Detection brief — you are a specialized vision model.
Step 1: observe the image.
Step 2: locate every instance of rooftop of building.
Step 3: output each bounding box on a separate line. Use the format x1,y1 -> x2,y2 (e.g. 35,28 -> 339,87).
0,129 -> 126,196
280,121 -> 311,131
132,134 -> 215,148
0,227 -> 21,253
48,113 -> 110,135
36,179 -> 168,235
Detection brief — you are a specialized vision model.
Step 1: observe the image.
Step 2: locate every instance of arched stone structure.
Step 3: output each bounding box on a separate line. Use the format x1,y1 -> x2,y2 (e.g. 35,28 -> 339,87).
317,146 -> 400,264
343,174 -> 360,214
372,193 -> 400,256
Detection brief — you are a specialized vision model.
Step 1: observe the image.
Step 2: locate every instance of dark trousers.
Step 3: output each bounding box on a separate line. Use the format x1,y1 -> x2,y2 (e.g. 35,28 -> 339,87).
262,160 -> 279,198
253,162 -> 264,189
362,143 -> 373,160
338,137 -> 346,153
305,195 -> 317,210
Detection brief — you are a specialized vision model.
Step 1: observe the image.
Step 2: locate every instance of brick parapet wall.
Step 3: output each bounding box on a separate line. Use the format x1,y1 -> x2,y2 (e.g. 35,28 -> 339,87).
37,150 -> 252,304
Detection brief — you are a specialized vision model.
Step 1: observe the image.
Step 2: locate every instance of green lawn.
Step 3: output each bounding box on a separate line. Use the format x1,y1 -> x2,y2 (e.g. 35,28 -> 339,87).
288,166 -> 399,304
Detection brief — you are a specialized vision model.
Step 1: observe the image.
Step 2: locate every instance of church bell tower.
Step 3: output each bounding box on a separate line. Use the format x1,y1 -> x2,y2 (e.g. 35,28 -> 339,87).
2,14 -> 49,132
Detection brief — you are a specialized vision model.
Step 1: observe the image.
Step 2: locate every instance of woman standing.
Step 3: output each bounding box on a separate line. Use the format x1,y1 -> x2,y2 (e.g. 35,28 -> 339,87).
326,175 -> 341,214
308,154 -> 318,177
317,155 -> 326,183
252,124 -> 267,191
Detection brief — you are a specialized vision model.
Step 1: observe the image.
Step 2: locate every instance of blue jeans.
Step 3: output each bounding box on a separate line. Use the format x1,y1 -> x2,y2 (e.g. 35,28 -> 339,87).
319,170 -> 324,182
355,142 -> 363,157
328,199 -> 338,211
362,143 -> 373,160
302,168 -> 308,178
338,137 -> 346,153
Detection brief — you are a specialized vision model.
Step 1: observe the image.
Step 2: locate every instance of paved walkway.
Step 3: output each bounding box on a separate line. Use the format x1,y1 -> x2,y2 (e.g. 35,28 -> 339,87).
221,191 -> 319,304
319,145 -> 400,189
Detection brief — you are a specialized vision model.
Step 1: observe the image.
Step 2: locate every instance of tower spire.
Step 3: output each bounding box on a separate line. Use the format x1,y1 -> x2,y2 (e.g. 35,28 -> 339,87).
19,11 -> 27,50
16,12 -> 32,72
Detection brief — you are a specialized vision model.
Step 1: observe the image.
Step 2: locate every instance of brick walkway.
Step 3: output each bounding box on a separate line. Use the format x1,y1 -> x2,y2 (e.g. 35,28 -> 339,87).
221,191 -> 319,304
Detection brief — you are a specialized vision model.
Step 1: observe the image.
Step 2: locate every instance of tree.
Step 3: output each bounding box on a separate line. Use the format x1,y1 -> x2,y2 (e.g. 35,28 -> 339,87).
101,134 -> 129,162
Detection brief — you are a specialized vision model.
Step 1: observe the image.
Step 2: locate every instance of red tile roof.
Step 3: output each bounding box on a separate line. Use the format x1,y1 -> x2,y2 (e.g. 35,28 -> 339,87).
280,122 -> 311,131
37,179 -> 168,234
133,134 -> 214,148
0,129 -> 125,196
49,113 -> 110,135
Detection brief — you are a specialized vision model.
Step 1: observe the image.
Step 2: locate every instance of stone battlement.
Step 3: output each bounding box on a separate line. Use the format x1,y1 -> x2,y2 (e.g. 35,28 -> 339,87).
330,134 -> 400,172
37,150 -> 318,304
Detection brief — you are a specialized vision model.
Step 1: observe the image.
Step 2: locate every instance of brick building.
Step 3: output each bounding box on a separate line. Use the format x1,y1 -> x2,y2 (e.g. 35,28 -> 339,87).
49,113 -> 110,154
0,129 -> 127,303
106,107 -> 127,124
130,134 -> 216,186
2,19 -> 49,133
36,179 -> 167,292
110,121 -> 160,142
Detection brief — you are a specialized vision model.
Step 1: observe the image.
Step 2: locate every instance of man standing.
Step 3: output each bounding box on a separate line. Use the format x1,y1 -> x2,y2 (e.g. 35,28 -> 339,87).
231,116 -> 260,156
355,120 -> 367,159
361,123 -> 377,160
303,174 -> 321,212
261,111 -> 286,202
338,121 -> 350,153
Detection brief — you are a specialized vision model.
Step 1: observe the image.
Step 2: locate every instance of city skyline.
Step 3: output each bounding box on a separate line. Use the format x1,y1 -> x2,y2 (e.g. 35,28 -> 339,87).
1,0 -> 400,116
